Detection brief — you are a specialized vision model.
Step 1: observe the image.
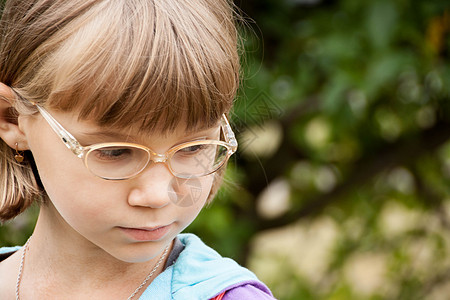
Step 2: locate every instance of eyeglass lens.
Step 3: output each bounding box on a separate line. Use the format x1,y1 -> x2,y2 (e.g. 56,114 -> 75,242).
85,143 -> 229,180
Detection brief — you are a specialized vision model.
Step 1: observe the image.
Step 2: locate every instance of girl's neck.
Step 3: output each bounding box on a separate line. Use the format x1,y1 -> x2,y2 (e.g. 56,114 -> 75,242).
22,206 -> 170,299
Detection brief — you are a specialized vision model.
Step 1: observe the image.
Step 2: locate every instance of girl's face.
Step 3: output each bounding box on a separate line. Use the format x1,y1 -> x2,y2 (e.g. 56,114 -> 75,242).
20,108 -> 218,263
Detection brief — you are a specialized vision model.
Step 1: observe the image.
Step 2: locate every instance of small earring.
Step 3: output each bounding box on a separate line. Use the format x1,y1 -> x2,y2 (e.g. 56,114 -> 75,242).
14,143 -> 24,163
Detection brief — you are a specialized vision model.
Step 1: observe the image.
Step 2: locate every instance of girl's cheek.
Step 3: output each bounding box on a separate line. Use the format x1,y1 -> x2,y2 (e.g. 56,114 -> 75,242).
168,176 -> 209,207
172,177 -> 213,221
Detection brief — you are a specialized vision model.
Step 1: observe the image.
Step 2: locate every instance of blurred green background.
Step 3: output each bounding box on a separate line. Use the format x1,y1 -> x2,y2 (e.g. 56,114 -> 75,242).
2,0 -> 450,299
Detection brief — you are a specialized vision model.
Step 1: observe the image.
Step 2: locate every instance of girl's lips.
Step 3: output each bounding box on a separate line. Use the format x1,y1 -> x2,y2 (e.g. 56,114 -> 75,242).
119,224 -> 171,241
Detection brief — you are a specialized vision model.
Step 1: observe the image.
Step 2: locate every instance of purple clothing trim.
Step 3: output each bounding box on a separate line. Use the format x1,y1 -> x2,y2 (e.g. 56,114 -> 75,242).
217,280 -> 277,300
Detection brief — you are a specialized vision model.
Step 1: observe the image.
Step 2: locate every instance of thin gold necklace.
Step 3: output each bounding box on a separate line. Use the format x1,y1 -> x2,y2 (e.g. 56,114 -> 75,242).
15,236 -> 170,300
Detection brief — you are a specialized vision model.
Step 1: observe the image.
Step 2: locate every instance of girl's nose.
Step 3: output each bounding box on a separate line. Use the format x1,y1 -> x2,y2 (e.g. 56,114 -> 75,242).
127,163 -> 173,208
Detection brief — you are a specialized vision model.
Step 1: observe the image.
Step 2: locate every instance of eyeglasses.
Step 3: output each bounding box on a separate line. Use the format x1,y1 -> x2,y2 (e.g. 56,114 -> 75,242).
31,103 -> 238,180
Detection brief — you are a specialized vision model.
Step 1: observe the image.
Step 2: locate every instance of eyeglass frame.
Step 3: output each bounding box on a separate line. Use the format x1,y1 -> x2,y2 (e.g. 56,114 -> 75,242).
28,102 -> 238,180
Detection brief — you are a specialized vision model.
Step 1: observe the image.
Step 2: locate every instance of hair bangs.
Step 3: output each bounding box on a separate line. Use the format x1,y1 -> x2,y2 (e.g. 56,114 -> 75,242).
30,0 -> 240,134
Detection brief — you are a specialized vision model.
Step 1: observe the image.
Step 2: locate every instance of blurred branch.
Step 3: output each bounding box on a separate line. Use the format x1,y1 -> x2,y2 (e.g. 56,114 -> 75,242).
420,267 -> 450,299
412,164 -> 450,231
282,96 -> 321,126
251,118 -> 450,231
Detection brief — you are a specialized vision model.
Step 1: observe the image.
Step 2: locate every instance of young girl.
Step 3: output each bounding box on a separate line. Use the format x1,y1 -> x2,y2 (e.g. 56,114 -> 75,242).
0,0 -> 275,299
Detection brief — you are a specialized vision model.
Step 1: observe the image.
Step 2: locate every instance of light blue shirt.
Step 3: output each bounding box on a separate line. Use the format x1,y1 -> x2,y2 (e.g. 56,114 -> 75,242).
0,234 -> 266,300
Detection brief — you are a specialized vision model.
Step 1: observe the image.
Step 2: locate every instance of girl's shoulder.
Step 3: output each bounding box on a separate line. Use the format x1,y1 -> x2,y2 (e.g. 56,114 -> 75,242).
222,282 -> 277,300
170,234 -> 276,299
0,247 -> 21,299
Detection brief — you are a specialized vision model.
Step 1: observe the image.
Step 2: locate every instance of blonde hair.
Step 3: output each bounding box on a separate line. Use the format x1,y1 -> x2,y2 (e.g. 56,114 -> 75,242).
0,0 -> 241,221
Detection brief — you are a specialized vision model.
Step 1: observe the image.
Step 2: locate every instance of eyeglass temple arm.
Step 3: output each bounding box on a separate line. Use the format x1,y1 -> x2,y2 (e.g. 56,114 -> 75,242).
221,114 -> 238,153
33,104 -> 84,157
34,106 -> 235,158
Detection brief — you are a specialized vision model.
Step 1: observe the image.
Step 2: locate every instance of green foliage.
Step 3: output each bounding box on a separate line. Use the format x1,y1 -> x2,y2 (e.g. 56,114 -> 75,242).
194,0 -> 450,299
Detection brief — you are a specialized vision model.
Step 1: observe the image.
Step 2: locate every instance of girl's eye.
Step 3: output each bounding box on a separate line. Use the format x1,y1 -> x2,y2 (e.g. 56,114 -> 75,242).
178,144 -> 207,155
92,148 -> 132,161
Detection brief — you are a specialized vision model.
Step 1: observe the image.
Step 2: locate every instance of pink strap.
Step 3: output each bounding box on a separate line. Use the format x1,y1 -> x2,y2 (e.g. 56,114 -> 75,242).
210,291 -> 226,300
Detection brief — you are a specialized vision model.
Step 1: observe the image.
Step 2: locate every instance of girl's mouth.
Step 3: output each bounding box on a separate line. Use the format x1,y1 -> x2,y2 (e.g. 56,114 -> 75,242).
119,224 -> 171,241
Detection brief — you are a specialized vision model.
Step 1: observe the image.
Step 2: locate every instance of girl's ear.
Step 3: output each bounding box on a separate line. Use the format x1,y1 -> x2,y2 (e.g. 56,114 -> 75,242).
0,83 -> 29,150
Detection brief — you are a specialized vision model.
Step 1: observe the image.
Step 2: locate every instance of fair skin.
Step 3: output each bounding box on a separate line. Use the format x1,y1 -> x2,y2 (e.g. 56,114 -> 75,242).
0,83 -> 218,299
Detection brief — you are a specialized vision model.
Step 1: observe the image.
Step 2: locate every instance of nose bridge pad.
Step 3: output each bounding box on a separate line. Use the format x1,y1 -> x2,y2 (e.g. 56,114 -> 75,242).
151,153 -> 168,164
